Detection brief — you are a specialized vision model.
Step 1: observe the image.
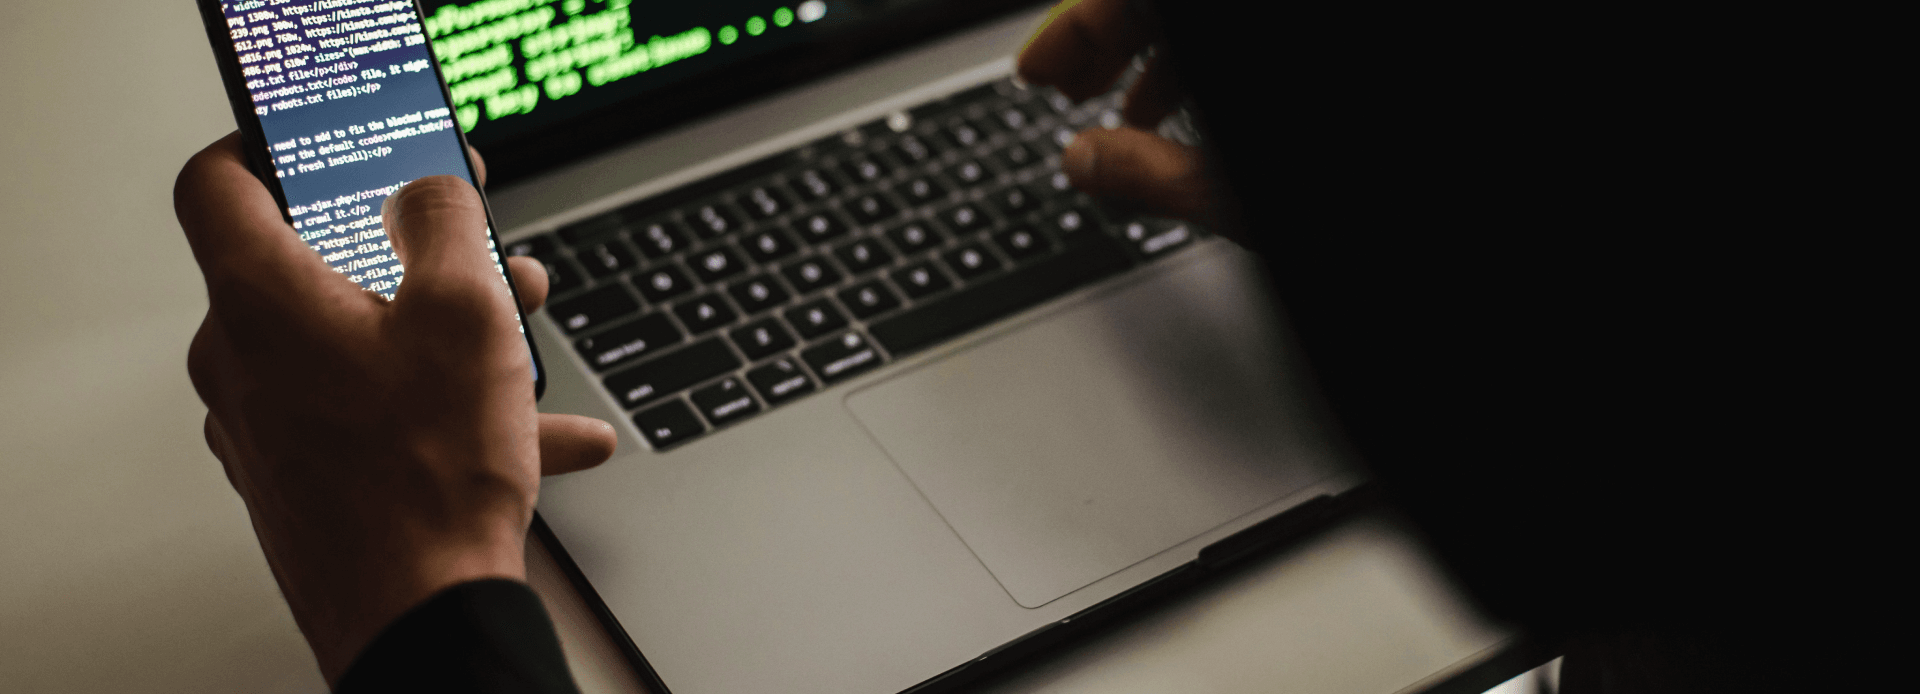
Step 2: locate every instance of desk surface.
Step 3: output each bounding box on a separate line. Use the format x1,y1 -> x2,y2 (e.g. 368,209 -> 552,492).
0,3 -> 1509,692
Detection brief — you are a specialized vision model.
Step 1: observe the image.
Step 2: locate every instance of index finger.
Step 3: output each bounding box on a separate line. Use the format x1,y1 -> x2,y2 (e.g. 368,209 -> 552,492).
1016,0 -> 1154,101
173,132 -> 340,301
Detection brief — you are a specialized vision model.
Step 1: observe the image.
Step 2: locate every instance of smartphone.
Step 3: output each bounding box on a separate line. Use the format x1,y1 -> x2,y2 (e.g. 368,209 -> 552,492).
192,0 -> 544,398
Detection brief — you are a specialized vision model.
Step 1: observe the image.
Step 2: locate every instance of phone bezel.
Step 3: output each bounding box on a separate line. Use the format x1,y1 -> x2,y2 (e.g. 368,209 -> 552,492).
190,0 -> 547,400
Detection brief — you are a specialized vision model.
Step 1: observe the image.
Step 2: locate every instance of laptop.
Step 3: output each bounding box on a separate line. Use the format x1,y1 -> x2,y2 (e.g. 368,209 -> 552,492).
439,1 -> 1362,691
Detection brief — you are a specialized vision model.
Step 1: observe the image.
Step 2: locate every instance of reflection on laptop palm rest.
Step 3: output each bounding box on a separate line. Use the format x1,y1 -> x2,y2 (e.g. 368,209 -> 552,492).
847,247 -> 1334,607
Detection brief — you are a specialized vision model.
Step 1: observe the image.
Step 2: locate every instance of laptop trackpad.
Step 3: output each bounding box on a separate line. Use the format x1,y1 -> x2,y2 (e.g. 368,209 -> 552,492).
846,247 -> 1328,608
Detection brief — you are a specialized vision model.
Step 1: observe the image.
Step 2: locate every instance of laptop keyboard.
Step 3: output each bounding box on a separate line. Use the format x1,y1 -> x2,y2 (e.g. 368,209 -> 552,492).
505,76 -> 1204,450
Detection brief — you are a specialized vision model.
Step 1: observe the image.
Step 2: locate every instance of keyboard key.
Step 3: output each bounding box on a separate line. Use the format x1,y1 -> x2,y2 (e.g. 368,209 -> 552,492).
966,114 -> 1005,140
886,221 -> 943,253
729,318 -> 796,360
962,106 -> 1007,133
1122,220 -> 1197,257
993,226 -> 1049,261
839,280 -> 901,319
742,227 -> 799,263
789,168 -> 837,201
551,284 -> 640,334
891,262 -> 952,299
991,185 -> 1037,216
1048,171 -> 1073,193
740,185 -> 790,220
690,246 -> 746,283
944,203 -> 989,233
504,234 -> 556,259
689,203 -> 741,238
747,357 -> 816,405
631,220 -> 689,259
578,239 -> 638,278
1047,207 -> 1099,237
540,256 -> 586,295
999,142 -> 1039,169
635,264 -> 693,302
840,156 -> 888,183
892,133 -> 934,163
900,177 -> 946,205
847,194 -> 899,224
997,104 -> 1033,130
792,212 -> 849,243
945,120 -> 984,149
691,377 -> 761,426
870,235 -> 1131,356
951,159 -> 989,186
575,313 -> 682,372
967,115 -> 1005,135
1052,126 -> 1075,149
802,331 -> 883,384
834,238 -> 894,274
673,294 -> 738,334
727,274 -> 791,314
603,339 -> 741,409
558,214 -> 622,246
781,257 -> 842,293
634,398 -> 704,449
785,299 -> 847,340
943,243 -> 1001,280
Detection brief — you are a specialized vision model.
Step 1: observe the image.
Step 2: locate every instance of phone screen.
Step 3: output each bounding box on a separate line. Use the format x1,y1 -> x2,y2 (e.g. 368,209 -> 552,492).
216,0 -> 499,300
211,0 -> 540,389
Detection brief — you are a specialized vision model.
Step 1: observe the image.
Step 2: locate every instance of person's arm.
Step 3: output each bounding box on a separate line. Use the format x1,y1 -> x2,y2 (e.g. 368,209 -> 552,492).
174,134 -> 615,687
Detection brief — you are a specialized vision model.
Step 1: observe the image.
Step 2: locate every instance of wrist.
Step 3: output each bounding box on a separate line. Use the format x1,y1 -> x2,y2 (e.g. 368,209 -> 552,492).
308,513 -> 532,686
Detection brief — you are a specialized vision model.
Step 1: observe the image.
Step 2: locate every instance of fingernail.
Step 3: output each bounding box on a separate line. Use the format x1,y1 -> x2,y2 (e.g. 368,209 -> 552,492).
1061,132 -> 1096,186
381,180 -> 411,218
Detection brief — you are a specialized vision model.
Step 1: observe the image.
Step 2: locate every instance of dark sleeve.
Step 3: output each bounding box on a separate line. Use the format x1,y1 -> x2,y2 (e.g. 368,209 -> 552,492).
1143,0 -> 1774,629
1143,0 -> 1854,688
335,579 -> 581,694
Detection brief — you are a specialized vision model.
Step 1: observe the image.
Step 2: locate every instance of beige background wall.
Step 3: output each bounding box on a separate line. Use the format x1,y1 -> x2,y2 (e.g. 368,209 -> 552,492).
0,2 -> 328,692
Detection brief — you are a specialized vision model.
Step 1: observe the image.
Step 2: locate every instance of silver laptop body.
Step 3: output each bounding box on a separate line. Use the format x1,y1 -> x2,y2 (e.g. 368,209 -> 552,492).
486,7 -> 1360,693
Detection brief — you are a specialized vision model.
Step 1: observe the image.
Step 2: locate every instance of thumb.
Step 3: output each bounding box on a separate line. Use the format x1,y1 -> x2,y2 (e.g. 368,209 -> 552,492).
1060,127 -> 1215,225
383,175 -> 508,313
383,175 -> 491,281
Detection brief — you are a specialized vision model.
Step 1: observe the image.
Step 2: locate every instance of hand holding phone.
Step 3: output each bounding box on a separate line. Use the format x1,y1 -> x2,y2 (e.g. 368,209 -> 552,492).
176,135 -> 616,684
182,1 -> 617,683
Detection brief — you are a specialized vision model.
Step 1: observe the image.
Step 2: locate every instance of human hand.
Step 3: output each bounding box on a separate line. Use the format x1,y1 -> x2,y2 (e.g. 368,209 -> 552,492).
1018,0 -> 1215,224
175,133 -> 616,685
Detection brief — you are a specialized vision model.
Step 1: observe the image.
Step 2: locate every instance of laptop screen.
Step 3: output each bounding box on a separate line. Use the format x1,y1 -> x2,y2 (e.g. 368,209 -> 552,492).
418,0 -> 1042,187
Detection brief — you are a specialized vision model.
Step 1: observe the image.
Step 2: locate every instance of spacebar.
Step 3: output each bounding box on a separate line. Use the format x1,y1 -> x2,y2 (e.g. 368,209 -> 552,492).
871,237 -> 1132,355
